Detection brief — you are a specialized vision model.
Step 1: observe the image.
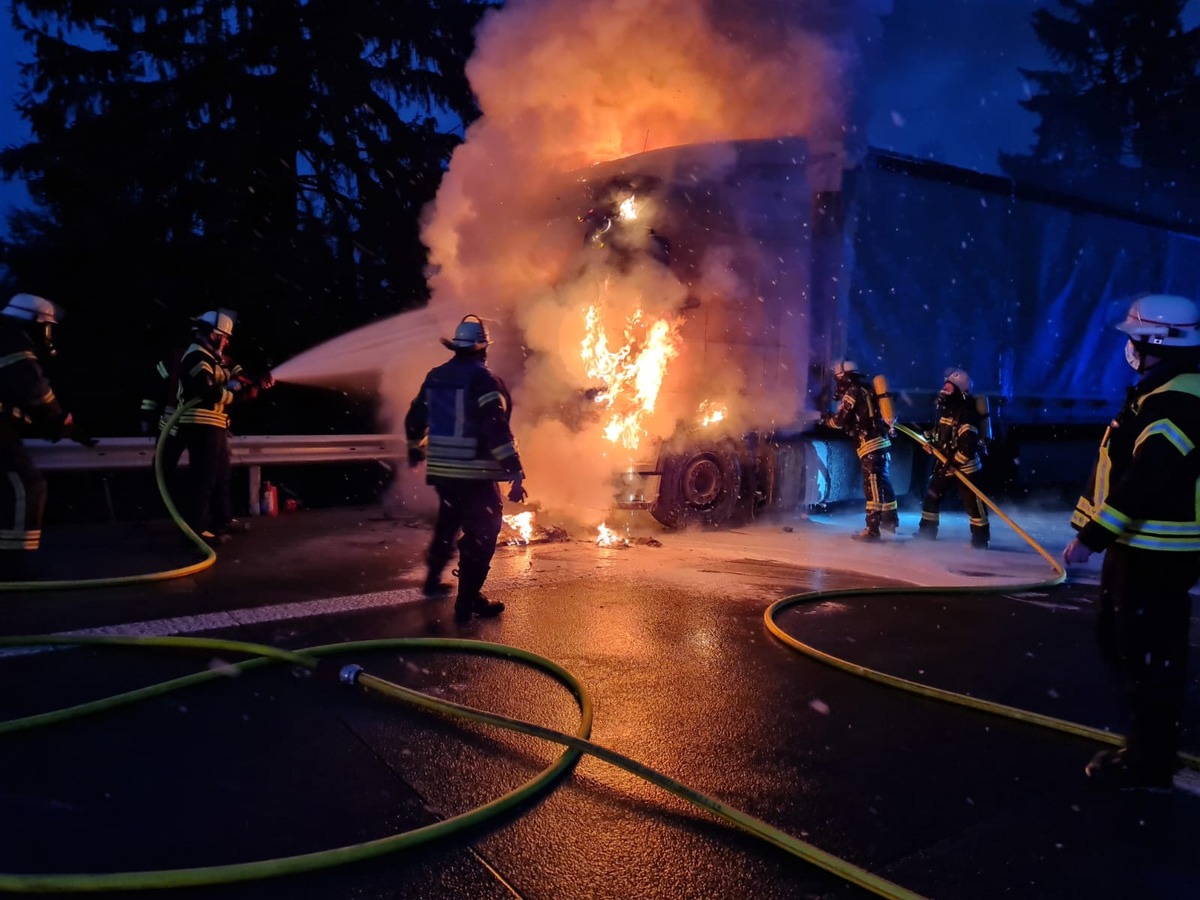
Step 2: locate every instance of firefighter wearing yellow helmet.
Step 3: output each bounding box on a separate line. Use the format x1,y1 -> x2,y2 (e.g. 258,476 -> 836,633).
823,359 -> 900,540
0,294 -> 93,579
175,309 -> 274,546
1064,292 -> 1200,791
405,315 -> 527,622
915,366 -> 990,548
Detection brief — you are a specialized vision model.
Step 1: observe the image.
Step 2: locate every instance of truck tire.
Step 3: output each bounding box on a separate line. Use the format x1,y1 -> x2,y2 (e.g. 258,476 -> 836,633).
651,442 -> 743,529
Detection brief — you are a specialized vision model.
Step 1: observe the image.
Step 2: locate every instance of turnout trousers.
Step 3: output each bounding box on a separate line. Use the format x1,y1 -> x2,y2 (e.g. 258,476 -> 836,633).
919,463 -> 990,545
860,449 -> 899,533
0,420 -> 46,554
181,424 -> 231,536
1096,543 -> 1199,775
428,479 -> 504,601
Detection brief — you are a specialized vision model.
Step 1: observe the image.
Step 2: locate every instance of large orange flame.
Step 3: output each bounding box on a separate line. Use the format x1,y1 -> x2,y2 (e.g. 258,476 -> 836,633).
581,302 -> 679,450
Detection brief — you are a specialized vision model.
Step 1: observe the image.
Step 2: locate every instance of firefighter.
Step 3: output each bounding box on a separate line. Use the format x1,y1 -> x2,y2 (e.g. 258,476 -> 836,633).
0,293 -> 93,578
405,315 -> 527,622
176,310 -> 274,546
1064,293 -> 1200,792
822,360 -> 899,541
915,367 -> 990,548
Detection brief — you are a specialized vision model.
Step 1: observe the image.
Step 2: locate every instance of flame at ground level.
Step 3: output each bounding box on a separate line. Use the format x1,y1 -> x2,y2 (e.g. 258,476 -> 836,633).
502,511 -> 535,545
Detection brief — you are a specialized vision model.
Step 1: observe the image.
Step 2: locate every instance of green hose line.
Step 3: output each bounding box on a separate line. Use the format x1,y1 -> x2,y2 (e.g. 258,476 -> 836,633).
3,425 -> 1188,899
0,635 -> 595,895
894,422 -> 1066,581
765,424 -> 1200,774
0,400 -> 214,592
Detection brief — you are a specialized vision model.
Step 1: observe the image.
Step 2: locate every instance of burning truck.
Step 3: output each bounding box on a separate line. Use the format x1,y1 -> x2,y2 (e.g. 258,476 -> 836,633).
524,135 -> 1200,531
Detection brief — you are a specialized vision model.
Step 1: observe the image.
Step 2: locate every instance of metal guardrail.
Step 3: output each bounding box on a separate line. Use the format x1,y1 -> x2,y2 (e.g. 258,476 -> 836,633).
26,434 -> 406,518
25,434 -> 405,471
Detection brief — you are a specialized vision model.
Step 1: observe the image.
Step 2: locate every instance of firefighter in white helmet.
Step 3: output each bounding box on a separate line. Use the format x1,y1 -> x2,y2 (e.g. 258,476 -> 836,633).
823,360 -> 900,541
915,366 -> 990,548
1065,293 -> 1200,791
0,293 -> 94,579
405,315 -> 527,622
175,309 -> 274,546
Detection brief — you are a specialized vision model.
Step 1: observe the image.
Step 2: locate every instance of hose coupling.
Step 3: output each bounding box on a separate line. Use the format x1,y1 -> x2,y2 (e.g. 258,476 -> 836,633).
338,663 -> 364,686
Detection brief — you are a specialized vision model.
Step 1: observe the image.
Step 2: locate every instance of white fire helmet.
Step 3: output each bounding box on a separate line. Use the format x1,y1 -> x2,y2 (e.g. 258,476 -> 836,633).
833,359 -> 858,379
193,310 -> 234,337
1116,293 -> 1200,347
943,368 -> 971,393
441,315 -> 491,351
1,293 -> 63,324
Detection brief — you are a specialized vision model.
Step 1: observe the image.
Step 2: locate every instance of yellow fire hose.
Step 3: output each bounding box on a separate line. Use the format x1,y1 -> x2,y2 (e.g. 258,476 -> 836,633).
0,400 -> 215,592
0,421 -> 1185,898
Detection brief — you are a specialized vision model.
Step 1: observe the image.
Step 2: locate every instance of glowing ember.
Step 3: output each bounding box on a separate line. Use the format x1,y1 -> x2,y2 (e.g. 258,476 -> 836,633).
596,522 -> 629,548
617,195 -> 638,221
698,400 -> 727,427
581,302 -> 679,450
502,511 -> 535,545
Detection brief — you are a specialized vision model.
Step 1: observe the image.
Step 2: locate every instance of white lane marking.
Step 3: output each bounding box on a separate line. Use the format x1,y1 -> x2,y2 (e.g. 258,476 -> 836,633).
0,588 -> 424,658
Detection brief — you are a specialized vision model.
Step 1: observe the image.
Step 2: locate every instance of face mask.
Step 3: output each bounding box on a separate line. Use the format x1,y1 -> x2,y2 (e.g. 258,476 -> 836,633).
1125,339 -> 1143,372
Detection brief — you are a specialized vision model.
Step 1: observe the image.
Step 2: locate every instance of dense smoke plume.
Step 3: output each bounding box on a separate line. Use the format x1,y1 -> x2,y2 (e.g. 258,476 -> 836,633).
373,0 -> 891,528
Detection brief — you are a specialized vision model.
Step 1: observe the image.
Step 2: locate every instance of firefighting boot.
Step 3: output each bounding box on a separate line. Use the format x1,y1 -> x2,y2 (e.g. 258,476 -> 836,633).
851,528 -> 881,542
422,554 -> 455,598
970,524 -> 991,550
882,512 -> 900,534
914,522 -> 937,541
454,562 -> 505,622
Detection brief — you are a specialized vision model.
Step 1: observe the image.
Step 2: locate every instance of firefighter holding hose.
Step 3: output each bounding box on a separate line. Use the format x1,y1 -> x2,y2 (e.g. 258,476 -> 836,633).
915,367 -> 990,549
405,315 -> 527,623
823,359 -> 900,541
0,293 -> 94,579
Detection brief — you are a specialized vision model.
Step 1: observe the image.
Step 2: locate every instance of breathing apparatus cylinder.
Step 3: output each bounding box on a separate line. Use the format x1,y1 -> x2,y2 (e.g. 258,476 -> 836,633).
975,394 -> 992,442
872,374 -> 896,429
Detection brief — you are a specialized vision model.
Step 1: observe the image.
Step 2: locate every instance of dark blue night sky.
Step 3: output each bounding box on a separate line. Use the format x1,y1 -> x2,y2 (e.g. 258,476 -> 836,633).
0,1 -> 1193,226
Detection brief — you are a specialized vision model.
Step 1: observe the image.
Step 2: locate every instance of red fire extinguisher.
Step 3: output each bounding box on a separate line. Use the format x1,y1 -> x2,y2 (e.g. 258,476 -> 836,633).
260,481 -> 279,517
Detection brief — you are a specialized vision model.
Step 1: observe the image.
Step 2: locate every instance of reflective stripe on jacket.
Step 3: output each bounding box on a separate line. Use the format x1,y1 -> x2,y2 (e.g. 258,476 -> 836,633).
826,377 -> 892,459
1072,371 -> 1200,552
405,355 -> 523,482
930,395 -> 982,474
0,322 -> 63,425
176,342 -> 233,428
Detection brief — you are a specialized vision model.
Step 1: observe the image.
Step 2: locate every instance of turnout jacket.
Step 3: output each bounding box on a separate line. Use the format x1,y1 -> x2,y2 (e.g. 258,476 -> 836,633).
176,341 -> 236,429
0,321 -> 67,435
825,375 -> 892,458
139,346 -> 185,432
1072,368 -> 1200,553
405,355 -> 524,483
929,393 -> 982,474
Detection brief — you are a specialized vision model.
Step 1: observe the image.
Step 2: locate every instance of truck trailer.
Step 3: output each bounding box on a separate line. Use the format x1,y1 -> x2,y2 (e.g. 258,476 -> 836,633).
558,138 -> 1200,529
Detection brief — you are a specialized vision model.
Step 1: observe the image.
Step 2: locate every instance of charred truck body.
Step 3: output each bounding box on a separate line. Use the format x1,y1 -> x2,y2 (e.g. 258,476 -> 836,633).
561,138 -> 1200,529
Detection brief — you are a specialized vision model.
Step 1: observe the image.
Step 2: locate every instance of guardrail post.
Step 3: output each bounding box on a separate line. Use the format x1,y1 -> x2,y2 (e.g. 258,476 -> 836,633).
247,464 -> 261,516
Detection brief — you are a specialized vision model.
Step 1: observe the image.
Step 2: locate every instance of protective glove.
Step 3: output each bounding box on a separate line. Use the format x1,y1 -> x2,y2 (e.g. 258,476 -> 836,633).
52,413 -> 98,447
508,478 -> 528,503
1062,537 -> 1093,565
407,447 -> 426,468
257,372 -> 276,391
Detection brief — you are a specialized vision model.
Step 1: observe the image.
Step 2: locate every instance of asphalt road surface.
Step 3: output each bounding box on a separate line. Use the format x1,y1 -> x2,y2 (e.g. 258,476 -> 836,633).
2,503 -> 1199,900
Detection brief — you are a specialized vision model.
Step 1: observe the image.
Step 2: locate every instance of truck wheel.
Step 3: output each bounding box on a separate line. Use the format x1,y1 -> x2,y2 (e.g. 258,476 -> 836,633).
651,443 -> 743,529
